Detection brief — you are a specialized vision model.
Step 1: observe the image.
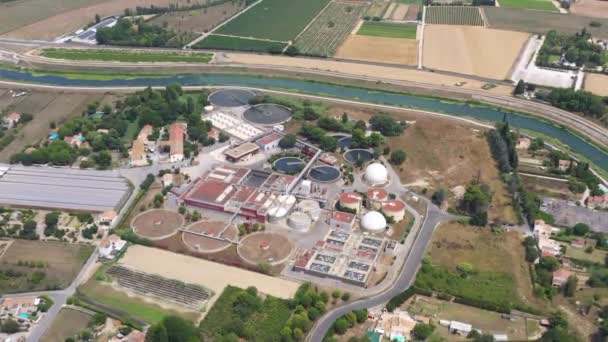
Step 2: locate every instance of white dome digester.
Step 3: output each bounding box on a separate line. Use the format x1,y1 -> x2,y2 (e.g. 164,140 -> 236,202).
361,211 -> 387,232
364,162 -> 388,185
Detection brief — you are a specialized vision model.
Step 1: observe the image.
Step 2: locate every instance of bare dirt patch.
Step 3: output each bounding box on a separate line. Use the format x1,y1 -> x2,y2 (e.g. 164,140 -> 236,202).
131,209 -> 184,240
40,308 -> 91,342
404,4 -> 419,20
570,0 -> 608,18
383,2 -> 397,19
423,25 -> 529,80
120,245 -> 300,300
148,2 -> 244,33
237,232 -> 293,266
335,34 -> 418,66
391,4 -> 410,20
2,0 -> 193,40
182,220 -> 237,253
584,73 -> 608,97
429,222 -> 544,310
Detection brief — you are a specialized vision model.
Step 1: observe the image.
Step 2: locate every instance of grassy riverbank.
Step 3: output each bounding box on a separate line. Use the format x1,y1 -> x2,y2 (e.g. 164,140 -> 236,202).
39,49 -> 213,64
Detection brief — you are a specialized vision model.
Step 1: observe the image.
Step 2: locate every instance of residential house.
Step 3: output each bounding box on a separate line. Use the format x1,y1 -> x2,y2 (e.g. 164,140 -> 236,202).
516,137 -> 531,150
588,195 -> 608,209
99,234 -> 127,260
552,268 -> 573,287
2,112 -> 21,128
99,210 -> 117,226
533,220 -> 562,257
168,122 -> 186,163
558,159 -> 577,172
64,133 -> 87,148
375,310 -> 417,342
0,296 -> 40,318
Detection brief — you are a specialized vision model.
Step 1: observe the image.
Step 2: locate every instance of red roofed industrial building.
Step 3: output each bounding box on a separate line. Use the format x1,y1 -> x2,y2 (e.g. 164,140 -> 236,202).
169,122 -> 186,162
382,200 -> 406,222
256,132 -> 282,152
367,188 -> 388,210
339,192 -> 362,212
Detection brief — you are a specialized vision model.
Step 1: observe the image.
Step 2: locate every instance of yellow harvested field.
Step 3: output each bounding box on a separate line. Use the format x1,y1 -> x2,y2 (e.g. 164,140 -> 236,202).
335,35 -> 418,66
584,73 -> 608,96
120,245 -> 300,299
423,25 -> 529,80
226,53 -> 513,95
391,4 -> 409,20
2,0 -> 192,40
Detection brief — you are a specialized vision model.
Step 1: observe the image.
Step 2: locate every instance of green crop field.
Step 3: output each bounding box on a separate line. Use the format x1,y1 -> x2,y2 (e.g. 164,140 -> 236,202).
357,21 -> 417,39
294,2 -> 368,56
193,34 -> 287,52
498,0 -> 558,11
40,49 -> 213,63
215,0 -> 331,41
483,8 -> 608,38
425,6 -> 484,26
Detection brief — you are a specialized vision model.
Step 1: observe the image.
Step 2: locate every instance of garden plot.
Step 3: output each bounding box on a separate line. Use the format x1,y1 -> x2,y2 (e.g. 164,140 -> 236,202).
425,6 -> 484,26
295,1 -> 368,56
423,25 -> 529,79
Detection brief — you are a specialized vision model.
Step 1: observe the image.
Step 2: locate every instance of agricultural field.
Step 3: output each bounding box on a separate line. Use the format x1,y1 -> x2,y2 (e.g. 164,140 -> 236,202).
357,21 -> 417,39
148,1 -> 245,33
0,240 -> 94,293
193,34 -> 287,52
389,3 -> 410,20
215,0 -> 331,41
584,73 -> 608,97
40,308 -> 92,342
0,0 -> 194,40
336,35 -> 418,65
294,2 -> 368,57
483,7 -> 608,38
423,25 -> 529,80
416,222 -> 545,311
570,0 -> 608,18
365,0 -> 388,18
497,0 -> 558,11
39,49 -> 213,63
425,6 -> 484,26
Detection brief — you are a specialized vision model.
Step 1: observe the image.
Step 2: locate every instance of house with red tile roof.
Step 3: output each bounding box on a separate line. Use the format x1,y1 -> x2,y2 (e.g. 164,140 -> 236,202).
552,268 -> 573,287
2,112 -> 21,128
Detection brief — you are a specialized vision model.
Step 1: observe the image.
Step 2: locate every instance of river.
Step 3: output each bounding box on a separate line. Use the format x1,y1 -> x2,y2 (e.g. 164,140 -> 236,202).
0,68 -> 606,172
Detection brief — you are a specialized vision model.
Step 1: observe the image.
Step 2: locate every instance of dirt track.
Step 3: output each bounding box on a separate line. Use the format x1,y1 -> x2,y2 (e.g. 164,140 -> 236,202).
422,25 -> 529,80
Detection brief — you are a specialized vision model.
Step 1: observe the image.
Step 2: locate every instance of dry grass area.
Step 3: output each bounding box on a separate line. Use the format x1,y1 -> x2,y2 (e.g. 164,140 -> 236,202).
40,308 -> 91,342
570,0 -> 608,18
0,240 -> 94,292
148,2 -> 244,33
423,25 -> 529,80
0,91 -> 117,161
120,245 -> 300,300
391,4 -> 409,20
1,0 -> 193,40
584,73 -> 608,97
225,53 -> 513,95
384,115 -> 517,223
335,35 -> 418,66
428,222 -> 543,309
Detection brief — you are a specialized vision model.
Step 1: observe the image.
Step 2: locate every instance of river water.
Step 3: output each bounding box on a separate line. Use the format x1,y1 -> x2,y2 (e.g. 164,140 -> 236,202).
0,68 -> 606,171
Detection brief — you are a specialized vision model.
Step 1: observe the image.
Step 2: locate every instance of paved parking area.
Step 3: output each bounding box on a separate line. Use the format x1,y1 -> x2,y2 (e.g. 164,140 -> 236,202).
542,198 -> 608,231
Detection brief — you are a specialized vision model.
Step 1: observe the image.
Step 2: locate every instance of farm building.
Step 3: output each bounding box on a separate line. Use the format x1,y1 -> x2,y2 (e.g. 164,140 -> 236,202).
0,164 -> 131,212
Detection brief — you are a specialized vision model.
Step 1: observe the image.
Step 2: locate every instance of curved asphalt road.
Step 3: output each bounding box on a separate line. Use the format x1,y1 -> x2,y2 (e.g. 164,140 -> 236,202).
307,200 -> 451,341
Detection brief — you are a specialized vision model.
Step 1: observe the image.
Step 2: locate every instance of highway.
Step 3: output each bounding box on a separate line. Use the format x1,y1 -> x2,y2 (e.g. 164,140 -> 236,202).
307,199 -> 451,341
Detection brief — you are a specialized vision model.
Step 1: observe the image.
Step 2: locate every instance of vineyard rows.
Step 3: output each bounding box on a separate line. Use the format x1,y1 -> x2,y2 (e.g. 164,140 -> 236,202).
294,2 -> 367,57
425,6 -> 484,26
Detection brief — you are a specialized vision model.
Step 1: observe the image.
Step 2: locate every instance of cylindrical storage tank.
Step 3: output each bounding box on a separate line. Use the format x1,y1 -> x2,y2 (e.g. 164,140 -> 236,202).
382,200 -> 406,222
365,163 -> 388,185
367,188 -> 388,210
298,199 -> 321,221
288,211 -> 312,231
361,211 -> 387,233
339,192 -> 362,213
204,105 -> 214,113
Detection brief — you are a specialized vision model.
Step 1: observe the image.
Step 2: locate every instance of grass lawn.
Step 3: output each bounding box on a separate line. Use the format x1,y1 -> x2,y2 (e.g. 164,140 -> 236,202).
40,49 -> 213,63
357,21 -> 417,39
193,35 -> 287,52
497,0 -> 558,12
566,246 -> 608,264
215,0 -> 331,41
77,279 -> 199,325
